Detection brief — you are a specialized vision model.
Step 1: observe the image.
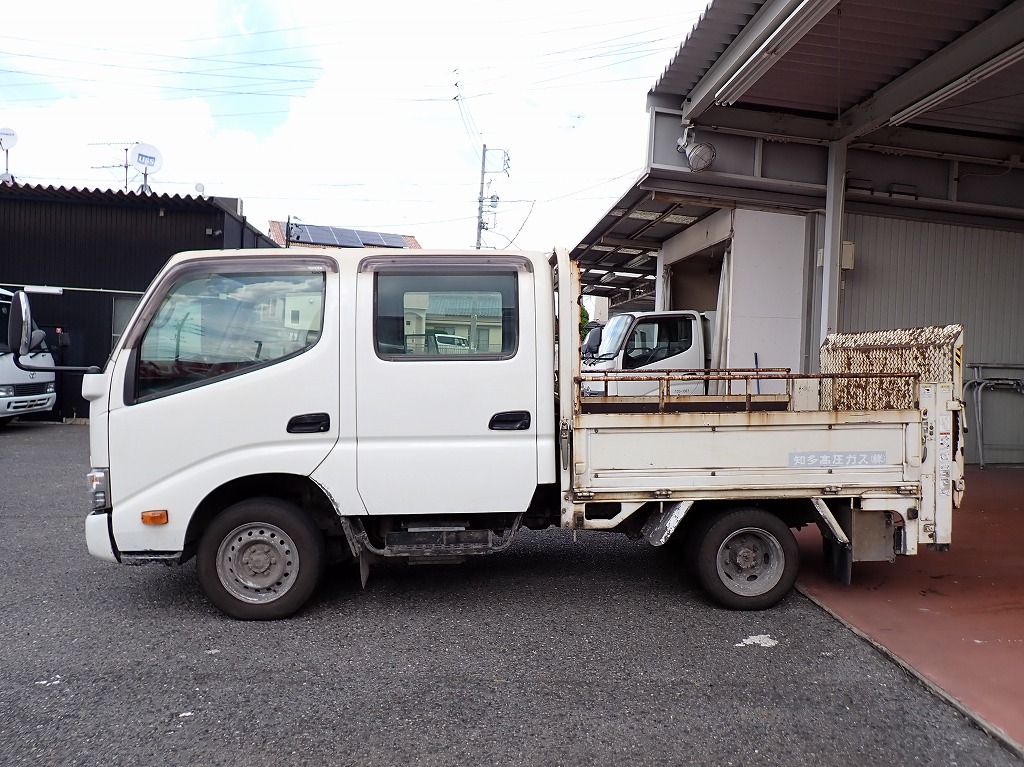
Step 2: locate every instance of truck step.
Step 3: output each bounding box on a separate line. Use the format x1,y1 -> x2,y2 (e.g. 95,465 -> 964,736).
384,528 -> 494,555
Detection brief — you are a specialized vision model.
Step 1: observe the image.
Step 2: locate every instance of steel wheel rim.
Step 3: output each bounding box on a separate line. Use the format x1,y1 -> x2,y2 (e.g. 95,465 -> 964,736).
216,522 -> 297,604
715,526 -> 785,597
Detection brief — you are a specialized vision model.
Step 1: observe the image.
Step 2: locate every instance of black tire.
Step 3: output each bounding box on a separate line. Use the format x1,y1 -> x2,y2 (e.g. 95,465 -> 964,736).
197,497 -> 326,620
0,417 -> 13,427
693,507 -> 799,610
680,512 -> 717,578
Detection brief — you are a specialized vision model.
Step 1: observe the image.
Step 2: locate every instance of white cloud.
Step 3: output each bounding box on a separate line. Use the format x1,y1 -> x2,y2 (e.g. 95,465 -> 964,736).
1,0 -> 707,249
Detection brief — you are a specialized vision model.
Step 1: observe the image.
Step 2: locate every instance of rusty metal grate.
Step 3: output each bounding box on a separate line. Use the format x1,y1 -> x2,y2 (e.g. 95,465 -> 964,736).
820,325 -> 963,410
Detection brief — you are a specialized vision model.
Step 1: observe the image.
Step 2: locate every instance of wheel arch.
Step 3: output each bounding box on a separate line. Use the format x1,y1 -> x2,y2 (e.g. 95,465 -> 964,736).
182,473 -> 341,562
674,497 -> 817,540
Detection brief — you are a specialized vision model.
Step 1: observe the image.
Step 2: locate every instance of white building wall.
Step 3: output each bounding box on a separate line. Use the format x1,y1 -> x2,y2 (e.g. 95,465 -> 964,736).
728,210 -> 806,377
660,208 -> 807,383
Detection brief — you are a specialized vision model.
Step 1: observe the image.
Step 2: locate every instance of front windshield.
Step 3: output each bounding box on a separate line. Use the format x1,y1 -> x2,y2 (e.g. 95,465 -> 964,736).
0,301 -> 9,353
594,314 -> 632,359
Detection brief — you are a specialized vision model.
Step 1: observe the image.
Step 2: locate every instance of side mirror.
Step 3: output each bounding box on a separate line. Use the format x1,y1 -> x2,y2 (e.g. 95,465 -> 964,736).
6,290 -> 100,374
581,326 -> 603,357
7,291 -> 34,355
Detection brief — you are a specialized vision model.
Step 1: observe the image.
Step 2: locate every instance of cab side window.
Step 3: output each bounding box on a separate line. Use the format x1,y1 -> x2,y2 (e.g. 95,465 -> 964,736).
622,317 -> 693,370
135,271 -> 325,400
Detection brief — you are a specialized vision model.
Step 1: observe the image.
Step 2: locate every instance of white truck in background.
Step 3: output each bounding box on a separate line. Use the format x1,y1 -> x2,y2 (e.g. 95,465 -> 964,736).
7,248 -> 966,620
581,310 -> 721,396
0,288 -> 56,426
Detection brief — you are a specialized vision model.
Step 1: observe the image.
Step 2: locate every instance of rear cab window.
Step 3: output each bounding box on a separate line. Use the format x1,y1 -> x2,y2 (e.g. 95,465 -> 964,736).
373,270 -> 519,360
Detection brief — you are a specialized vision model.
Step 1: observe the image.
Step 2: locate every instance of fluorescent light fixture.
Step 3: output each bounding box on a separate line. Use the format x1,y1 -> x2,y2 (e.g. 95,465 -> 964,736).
23,285 -> 64,295
599,272 -> 619,284
888,40 -> 1024,127
715,0 -> 840,106
624,254 -> 651,269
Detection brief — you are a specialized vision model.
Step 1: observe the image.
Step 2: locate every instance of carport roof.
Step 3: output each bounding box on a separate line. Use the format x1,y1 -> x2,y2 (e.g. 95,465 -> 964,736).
573,0 -> 1024,303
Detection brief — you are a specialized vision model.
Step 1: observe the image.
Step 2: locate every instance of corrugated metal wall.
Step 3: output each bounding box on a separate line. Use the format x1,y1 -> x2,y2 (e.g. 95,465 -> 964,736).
1,192 -> 275,420
840,214 -> 1024,464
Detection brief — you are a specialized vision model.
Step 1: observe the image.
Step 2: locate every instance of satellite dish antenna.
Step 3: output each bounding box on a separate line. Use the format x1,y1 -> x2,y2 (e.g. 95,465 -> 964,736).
195,183 -> 205,197
130,142 -> 163,193
0,128 -> 17,180
0,128 -> 17,151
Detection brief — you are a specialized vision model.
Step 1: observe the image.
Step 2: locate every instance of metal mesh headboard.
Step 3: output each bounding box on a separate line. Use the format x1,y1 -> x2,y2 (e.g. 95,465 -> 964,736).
819,324 -> 964,410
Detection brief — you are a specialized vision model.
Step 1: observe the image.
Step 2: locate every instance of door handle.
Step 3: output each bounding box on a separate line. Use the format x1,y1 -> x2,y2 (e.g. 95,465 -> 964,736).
287,412 -> 331,433
489,410 -> 531,431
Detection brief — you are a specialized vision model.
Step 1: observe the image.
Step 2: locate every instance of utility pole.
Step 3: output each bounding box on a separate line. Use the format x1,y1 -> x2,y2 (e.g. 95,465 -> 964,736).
475,144 -> 509,249
475,145 -> 487,249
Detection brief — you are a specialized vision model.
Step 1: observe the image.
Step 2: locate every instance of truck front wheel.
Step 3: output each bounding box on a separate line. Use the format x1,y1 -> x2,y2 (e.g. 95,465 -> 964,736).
694,508 -> 799,610
197,498 -> 326,620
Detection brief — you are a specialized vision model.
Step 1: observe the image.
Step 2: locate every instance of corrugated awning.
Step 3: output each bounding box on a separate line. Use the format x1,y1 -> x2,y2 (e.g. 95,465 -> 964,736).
573,0 -> 1024,304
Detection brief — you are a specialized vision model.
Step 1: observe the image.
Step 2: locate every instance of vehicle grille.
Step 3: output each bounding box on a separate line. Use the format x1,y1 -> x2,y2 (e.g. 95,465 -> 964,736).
14,383 -> 48,395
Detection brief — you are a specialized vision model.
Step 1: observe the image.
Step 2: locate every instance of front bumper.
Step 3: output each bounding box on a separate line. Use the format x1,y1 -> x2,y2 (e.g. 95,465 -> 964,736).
86,510 -> 119,563
3,393 -> 56,417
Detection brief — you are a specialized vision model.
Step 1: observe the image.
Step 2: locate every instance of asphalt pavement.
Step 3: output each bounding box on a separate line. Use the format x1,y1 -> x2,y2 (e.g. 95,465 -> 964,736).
1,421 -> 1020,767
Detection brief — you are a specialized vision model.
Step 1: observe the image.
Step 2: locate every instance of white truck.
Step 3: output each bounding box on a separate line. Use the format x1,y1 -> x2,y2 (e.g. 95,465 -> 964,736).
582,311 -> 711,397
1,288 -> 57,426
7,248 -> 966,620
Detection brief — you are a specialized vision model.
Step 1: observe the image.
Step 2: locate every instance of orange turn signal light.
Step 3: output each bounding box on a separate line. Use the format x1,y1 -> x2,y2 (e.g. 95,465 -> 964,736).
141,510 -> 169,525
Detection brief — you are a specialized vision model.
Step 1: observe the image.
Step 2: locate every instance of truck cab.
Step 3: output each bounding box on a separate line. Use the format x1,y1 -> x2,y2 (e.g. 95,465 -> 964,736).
581,310 -> 713,396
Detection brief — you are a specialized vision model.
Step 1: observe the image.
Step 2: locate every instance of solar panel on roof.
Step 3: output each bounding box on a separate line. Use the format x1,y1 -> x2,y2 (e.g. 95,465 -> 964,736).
380,233 -> 409,248
356,230 -> 387,247
303,225 -> 336,245
286,222 -> 408,248
328,227 -> 363,248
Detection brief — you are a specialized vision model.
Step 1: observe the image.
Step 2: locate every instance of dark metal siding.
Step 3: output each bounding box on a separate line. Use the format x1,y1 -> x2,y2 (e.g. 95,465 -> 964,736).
0,189 -> 277,420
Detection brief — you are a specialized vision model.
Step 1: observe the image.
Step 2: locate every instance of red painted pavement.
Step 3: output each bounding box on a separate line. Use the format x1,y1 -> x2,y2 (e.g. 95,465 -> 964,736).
796,467 -> 1024,754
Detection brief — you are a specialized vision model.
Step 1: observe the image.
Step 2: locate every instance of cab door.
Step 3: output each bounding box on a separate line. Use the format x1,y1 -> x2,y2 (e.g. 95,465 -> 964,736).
614,312 -> 703,396
106,257 -> 341,553
353,256 -> 539,516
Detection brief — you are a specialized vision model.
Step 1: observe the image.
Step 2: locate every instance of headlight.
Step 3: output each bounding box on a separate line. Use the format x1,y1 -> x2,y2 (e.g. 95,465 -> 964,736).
0,385 -> 13,397
87,469 -> 110,510
45,382 -> 56,394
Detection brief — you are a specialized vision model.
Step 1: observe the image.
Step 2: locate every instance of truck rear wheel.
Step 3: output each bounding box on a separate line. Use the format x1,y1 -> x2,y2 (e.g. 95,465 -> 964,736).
197,497 -> 326,620
694,508 -> 799,610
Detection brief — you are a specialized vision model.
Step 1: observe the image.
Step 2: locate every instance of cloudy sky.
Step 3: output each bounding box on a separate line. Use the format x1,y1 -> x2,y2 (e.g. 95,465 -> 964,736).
2,1 -> 707,250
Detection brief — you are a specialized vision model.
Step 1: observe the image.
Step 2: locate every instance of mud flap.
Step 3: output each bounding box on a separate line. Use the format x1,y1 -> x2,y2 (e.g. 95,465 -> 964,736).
358,550 -> 371,589
823,535 -> 853,585
812,497 -> 852,585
